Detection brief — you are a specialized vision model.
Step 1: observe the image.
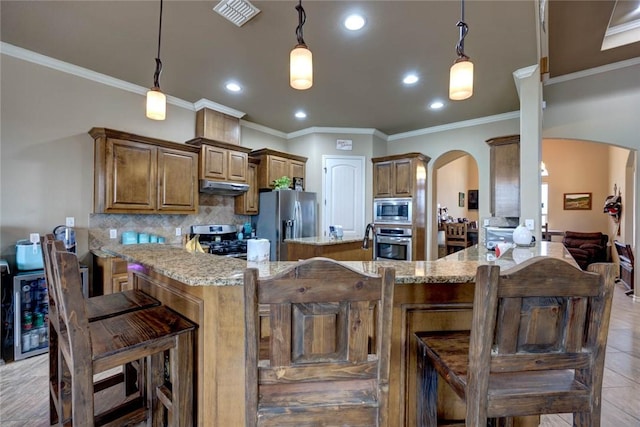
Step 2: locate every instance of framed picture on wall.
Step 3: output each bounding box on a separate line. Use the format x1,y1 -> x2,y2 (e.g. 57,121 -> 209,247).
458,192 -> 465,207
563,192 -> 592,210
468,190 -> 478,210
293,177 -> 304,191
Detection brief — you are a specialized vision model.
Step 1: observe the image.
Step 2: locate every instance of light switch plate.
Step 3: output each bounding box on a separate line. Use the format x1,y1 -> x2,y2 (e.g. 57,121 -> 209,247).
175,228 -> 182,236
525,219 -> 534,230
65,217 -> 75,227
109,229 -> 117,239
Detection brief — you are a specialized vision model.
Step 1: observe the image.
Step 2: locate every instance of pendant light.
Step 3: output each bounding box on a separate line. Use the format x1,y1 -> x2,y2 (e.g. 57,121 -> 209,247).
146,0 -> 166,120
290,0 -> 312,90
449,0 -> 474,101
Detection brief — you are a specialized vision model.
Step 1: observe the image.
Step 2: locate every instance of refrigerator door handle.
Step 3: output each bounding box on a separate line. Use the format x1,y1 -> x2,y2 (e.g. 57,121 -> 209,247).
294,200 -> 302,238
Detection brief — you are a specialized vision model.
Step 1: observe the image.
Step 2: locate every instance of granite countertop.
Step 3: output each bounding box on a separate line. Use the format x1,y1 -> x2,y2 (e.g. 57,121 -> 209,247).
285,236 -> 363,245
100,242 -> 576,288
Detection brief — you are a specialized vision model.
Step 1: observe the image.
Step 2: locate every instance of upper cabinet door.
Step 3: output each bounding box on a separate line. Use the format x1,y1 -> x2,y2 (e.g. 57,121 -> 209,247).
105,138 -> 157,212
393,159 -> 413,196
157,148 -> 198,213
201,145 -> 227,180
227,150 -> 248,182
373,161 -> 393,197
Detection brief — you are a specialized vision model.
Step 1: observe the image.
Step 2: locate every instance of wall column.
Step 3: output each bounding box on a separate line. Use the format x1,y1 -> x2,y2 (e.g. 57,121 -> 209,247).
513,65 -> 543,237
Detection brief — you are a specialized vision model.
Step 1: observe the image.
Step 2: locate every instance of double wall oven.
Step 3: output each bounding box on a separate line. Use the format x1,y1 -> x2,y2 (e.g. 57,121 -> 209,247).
373,197 -> 414,261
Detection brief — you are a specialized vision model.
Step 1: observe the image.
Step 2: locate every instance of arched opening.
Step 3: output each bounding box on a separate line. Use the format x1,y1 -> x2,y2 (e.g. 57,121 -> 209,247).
541,138 -> 636,260
432,150 -> 479,258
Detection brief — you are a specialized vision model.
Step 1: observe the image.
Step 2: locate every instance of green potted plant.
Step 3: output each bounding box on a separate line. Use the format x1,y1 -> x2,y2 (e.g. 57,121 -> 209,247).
272,176 -> 291,190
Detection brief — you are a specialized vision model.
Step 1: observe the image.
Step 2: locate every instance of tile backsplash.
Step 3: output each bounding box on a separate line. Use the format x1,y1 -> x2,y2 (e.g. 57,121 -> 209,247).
89,194 -> 251,250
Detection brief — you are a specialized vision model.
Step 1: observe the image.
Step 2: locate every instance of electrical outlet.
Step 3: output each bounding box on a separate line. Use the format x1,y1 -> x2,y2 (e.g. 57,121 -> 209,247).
65,216 -> 75,227
175,228 -> 182,236
483,219 -> 490,227
525,219 -> 534,230
109,229 -> 117,239
30,233 -> 40,244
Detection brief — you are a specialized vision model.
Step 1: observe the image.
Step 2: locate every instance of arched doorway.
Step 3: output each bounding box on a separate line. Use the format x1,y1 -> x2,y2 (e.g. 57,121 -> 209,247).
432,150 -> 479,258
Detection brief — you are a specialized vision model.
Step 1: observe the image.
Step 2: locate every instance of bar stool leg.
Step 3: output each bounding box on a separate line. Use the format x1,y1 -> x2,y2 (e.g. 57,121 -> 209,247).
172,331 -> 194,427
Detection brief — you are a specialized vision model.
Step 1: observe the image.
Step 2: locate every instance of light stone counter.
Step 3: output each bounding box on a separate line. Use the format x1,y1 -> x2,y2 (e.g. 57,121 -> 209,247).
100,241 -> 576,287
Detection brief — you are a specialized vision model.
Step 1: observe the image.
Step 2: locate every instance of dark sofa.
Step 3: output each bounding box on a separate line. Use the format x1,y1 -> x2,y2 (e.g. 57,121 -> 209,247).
562,231 -> 609,270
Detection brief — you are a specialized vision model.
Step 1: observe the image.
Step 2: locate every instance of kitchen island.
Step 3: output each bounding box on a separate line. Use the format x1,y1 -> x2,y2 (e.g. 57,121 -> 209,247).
285,236 -> 374,261
102,242 -> 575,426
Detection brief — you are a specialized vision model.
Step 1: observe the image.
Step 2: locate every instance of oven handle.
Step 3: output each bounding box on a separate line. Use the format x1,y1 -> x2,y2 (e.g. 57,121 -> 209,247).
376,236 -> 412,244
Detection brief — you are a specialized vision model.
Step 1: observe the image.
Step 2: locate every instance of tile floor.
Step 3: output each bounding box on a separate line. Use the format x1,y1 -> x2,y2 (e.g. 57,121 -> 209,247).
0,284 -> 638,426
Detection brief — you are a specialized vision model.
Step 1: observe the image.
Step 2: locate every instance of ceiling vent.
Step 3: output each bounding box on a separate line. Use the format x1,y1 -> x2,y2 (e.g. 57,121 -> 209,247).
213,0 -> 260,27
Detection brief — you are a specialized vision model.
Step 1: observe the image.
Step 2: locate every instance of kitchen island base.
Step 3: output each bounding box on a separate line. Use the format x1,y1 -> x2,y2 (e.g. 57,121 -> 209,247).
129,265 -> 538,426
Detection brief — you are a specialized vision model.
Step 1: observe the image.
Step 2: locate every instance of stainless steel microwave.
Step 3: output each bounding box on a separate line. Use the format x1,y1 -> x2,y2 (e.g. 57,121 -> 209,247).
373,198 -> 412,225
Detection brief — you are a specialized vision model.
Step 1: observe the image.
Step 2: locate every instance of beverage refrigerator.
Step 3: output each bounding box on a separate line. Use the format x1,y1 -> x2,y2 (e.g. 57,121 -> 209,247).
13,267 -> 87,360
255,191 -> 317,261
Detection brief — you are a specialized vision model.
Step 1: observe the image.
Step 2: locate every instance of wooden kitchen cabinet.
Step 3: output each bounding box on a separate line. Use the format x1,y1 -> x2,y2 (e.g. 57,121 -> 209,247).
234,160 -> 259,215
486,135 -> 520,218
90,128 -> 199,214
195,107 -> 241,145
250,148 -> 308,190
186,137 -> 251,183
372,153 -> 427,198
93,255 -> 130,295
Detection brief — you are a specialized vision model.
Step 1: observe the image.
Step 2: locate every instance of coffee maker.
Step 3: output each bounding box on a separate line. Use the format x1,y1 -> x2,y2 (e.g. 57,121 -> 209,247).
53,225 -> 76,253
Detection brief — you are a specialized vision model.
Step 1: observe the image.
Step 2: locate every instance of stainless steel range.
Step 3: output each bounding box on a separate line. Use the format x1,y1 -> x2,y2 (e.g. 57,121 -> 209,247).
190,224 -> 247,259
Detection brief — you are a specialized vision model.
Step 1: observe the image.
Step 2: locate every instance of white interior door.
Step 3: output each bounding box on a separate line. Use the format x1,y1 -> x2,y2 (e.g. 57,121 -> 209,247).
322,155 -> 365,238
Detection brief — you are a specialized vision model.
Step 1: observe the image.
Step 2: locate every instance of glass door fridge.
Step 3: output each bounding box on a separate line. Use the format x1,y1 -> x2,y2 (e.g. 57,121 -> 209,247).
13,267 -> 87,360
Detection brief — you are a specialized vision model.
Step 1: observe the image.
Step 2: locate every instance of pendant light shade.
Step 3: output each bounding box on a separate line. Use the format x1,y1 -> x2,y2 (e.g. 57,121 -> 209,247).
449,0 -> 473,101
146,88 -> 166,120
290,44 -> 313,90
290,0 -> 312,90
146,0 -> 166,120
449,59 -> 474,100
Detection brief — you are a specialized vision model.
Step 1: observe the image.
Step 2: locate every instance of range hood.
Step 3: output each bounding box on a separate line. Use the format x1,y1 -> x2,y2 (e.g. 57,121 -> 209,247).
199,180 -> 249,196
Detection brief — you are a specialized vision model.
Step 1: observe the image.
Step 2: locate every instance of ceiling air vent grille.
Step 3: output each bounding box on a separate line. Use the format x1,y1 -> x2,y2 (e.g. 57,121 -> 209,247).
213,0 -> 260,27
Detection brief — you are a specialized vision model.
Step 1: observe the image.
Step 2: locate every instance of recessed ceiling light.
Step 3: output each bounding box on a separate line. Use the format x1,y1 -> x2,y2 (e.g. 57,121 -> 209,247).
430,101 -> 444,110
403,74 -> 419,85
225,82 -> 242,92
344,14 -> 365,31
295,111 -> 307,119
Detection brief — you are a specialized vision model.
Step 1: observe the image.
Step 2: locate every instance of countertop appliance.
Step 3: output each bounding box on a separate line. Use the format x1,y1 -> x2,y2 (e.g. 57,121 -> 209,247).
485,226 -> 516,250
375,226 -> 412,261
374,197 -> 412,225
190,224 -> 248,259
255,191 -> 317,261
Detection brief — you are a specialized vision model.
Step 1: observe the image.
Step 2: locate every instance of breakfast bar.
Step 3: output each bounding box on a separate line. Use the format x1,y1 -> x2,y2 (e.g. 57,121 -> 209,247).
102,242 -> 575,426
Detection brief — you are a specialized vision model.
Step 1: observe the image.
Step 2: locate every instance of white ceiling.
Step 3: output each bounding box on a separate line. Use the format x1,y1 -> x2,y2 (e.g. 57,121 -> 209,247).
1,1 -> 639,135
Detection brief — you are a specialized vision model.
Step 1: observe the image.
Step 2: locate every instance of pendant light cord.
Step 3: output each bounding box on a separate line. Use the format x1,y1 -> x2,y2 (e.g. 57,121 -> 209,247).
455,0 -> 469,61
295,0 -> 307,47
153,0 -> 164,89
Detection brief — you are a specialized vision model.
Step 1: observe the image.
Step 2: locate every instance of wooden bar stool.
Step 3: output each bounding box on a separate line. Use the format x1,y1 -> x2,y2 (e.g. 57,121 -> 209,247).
244,257 -> 395,426
43,235 -> 161,424
45,237 -> 196,426
414,257 -> 616,426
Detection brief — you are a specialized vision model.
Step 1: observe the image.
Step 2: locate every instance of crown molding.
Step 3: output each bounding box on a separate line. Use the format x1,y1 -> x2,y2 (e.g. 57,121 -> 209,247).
287,126 -> 387,140
240,120 -> 287,139
193,98 -> 245,118
545,57 -> 640,86
388,111 -> 521,141
0,42 -> 195,111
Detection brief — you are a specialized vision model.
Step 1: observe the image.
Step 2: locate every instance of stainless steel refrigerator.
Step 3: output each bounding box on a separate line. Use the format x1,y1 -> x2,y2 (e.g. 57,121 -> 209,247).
255,190 -> 317,261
